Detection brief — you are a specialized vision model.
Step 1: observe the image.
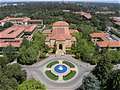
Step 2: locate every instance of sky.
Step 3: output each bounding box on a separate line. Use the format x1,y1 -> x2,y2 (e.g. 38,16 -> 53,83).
0,0 -> 120,3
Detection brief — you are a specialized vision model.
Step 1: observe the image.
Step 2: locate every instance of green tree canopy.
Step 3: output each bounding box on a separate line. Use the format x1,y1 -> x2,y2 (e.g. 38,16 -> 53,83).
0,56 -> 8,68
2,45 -> 18,62
92,55 -> 113,88
18,32 -> 48,65
0,63 -> 26,90
18,80 -> 46,90
3,22 -> 13,28
106,69 -> 120,90
81,73 -> 101,90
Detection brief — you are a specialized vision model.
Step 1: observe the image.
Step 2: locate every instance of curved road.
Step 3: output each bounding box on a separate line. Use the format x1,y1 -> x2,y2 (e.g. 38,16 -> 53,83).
21,55 -> 95,90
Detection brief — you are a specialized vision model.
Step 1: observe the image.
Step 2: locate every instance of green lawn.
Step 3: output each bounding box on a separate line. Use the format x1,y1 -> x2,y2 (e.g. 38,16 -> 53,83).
63,61 -> 75,68
47,61 -> 59,68
63,71 -> 76,80
45,71 -> 58,80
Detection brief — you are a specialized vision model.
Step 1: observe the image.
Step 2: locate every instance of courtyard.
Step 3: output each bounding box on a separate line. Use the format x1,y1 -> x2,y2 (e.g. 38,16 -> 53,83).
22,55 -> 95,90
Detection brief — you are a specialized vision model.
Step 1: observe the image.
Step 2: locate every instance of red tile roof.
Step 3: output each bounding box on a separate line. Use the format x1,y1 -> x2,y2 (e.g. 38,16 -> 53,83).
90,32 -> 109,38
0,25 -> 25,39
97,41 -> 120,48
24,24 -> 37,32
48,21 -> 72,41
0,24 -> 37,39
113,22 -> 120,26
28,20 -> 42,23
4,17 -> 31,22
70,29 -> 79,33
53,21 -> 69,27
112,17 -> 120,22
74,12 -> 92,19
80,12 -> 92,19
0,40 -> 22,47
49,28 -> 72,41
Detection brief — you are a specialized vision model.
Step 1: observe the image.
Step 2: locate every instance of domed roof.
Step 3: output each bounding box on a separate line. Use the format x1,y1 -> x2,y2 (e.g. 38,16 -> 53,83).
53,21 -> 69,27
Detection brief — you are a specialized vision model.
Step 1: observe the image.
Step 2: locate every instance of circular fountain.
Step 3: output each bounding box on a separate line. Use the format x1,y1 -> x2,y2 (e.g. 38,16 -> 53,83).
54,64 -> 68,73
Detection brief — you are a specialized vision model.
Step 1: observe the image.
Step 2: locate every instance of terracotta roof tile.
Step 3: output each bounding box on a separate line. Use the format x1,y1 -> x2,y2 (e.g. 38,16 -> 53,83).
4,17 -> 31,22
53,21 -> 69,27
0,24 -> 37,39
49,26 -> 72,41
24,24 -> 37,32
0,25 -> 25,39
97,41 -> 120,47
90,32 -> 109,38
0,40 -> 22,47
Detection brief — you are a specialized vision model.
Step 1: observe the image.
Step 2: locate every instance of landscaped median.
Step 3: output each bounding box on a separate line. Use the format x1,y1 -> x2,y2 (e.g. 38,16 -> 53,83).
44,60 -> 78,82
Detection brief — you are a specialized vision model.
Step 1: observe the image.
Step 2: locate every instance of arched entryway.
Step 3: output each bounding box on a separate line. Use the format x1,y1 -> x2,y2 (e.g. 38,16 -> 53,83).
56,43 -> 65,55
59,44 -> 63,50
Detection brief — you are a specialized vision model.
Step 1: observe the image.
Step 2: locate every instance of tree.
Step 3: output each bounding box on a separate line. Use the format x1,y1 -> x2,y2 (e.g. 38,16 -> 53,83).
3,22 -> 13,28
73,32 -> 95,62
2,45 -> 18,62
4,64 -> 26,84
0,63 -> 26,90
17,80 -> 46,90
80,73 -> 101,90
105,50 -> 120,64
92,55 -> 113,88
106,69 -> 120,90
18,46 -> 38,65
0,75 -> 18,90
18,32 -> 48,65
0,56 -> 8,68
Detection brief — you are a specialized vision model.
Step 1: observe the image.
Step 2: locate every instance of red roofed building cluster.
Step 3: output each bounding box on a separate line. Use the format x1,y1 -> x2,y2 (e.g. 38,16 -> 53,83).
43,21 -> 78,55
90,32 -> 120,50
0,16 -> 43,26
0,24 -> 37,48
0,16 -> 43,48
73,11 -> 92,19
110,17 -> 120,26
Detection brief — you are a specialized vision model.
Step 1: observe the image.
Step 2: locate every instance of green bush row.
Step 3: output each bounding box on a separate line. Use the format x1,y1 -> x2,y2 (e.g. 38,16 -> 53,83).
45,71 -> 58,80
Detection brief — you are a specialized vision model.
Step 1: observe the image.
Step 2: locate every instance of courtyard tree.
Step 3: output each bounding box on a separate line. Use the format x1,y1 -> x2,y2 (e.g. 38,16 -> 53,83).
3,22 -> 13,28
106,69 -> 120,90
80,73 -> 101,90
21,38 -> 32,48
18,80 -> 46,90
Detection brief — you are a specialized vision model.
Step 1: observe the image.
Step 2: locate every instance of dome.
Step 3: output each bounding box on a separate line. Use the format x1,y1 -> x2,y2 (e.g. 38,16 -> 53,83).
53,21 -> 69,27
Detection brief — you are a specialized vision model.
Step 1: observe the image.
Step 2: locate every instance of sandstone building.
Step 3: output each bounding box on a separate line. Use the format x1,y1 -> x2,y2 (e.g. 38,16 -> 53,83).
43,21 -> 78,55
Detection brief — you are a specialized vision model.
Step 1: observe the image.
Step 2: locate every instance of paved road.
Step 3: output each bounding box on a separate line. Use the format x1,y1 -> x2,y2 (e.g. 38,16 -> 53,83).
21,55 -> 95,90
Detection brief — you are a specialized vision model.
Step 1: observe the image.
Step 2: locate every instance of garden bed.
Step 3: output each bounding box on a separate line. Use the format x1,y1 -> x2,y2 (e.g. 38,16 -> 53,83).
47,61 -> 59,68
63,71 -> 76,80
63,61 -> 75,68
45,71 -> 58,80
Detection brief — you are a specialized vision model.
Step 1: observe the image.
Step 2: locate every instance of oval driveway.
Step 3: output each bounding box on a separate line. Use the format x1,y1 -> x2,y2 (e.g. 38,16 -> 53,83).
21,55 -> 95,90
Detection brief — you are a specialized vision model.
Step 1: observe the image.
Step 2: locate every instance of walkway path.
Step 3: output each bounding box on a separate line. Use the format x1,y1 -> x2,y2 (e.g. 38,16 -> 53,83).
21,55 -> 95,90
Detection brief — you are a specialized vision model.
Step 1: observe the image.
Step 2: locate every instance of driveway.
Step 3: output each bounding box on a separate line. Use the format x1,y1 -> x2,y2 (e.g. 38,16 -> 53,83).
21,55 -> 95,90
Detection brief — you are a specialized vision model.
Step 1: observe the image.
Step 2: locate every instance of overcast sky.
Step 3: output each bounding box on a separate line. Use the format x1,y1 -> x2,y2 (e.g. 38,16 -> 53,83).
0,0 -> 120,3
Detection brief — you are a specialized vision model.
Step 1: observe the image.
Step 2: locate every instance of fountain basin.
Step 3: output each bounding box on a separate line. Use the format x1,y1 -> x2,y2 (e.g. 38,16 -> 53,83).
54,64 -> 67,73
